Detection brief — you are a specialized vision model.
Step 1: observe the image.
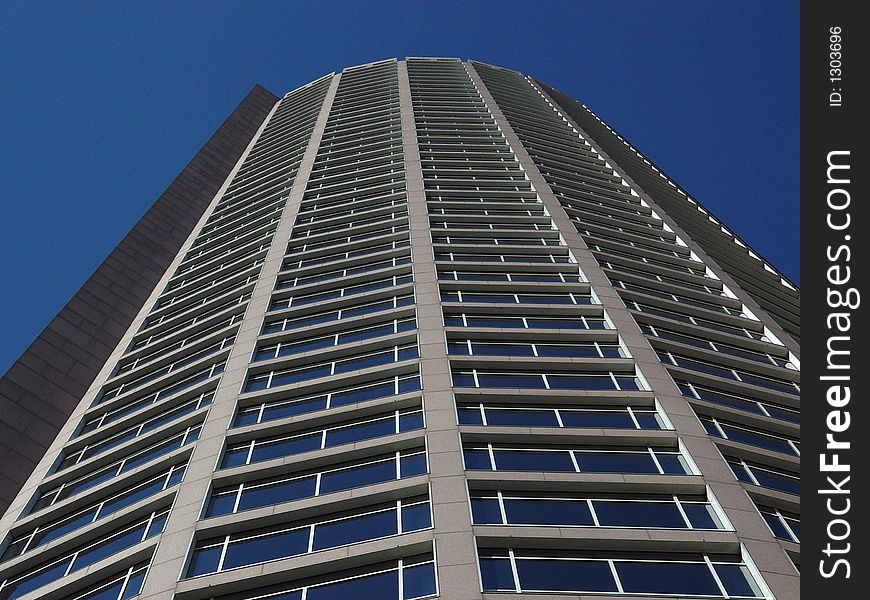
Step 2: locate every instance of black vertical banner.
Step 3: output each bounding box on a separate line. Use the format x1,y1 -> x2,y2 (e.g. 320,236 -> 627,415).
802,1 -> 868,597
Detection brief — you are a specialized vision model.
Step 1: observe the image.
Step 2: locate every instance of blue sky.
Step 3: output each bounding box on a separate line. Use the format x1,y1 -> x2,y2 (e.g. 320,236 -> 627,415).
0,1 -> 798,374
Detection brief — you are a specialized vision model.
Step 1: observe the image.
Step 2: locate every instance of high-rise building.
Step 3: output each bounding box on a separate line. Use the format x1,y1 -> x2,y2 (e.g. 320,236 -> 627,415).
0,58 -> 799,600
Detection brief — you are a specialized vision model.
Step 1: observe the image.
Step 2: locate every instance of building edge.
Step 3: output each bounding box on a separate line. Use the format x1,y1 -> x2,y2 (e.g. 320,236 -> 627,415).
533,78 -> 801,347
0,84 -> 278,515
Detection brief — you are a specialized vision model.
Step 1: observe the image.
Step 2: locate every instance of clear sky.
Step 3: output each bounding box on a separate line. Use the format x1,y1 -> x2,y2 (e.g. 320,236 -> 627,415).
0,1 -> 799,374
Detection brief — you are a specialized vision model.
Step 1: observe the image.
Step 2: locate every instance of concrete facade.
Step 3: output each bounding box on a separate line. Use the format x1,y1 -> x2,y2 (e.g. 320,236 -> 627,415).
1,59 -> 798,600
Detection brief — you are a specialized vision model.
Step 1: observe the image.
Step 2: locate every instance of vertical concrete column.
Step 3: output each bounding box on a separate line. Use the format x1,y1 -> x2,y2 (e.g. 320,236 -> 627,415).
398,60 -> 483,600
466,62 -> 799,599
137,74 -> 340,600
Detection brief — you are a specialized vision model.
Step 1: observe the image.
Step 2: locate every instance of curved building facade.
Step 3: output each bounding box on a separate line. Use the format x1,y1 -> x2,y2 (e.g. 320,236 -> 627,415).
0,58 -> 799,600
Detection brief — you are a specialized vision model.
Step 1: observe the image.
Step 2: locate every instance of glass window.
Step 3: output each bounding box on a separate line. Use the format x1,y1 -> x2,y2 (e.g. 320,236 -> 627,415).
457,407 -> 484,425
244,345 -> 418,393
327,418 -> 394,446
471,493 -> 721,530
189,502 -> 430,577
656,453 -> 690,474
251,433 -> 322,463
319,461 -> 393,495
729,459 -> 799,495
32,428 -> 199,512
479,558 -> 516,592
73,527 -> 146,571
462,448 -> 492,470
547,374 -> 619,390
477,372 -> 546,389
593,500 -> 685,528
479,549 -> 761,598
69,562 -> 149,600
701,416 -> 798,456
307,571 -> 396,600
245,395 -> 328,424
485,408 -> 559,427
575,452 -> 658,473
560,410 -> 635,429
237,477 -> 317,512
470,498 -> 503,524
401,503 -> 432,532
223,528 -> 309,570
505,499 -> 594,526
205,492 -> 238,518
223,409 -> 422,468
312,509 -> 397,550
400,453 -> 427,477
235,374 -> 421,427
715,564 -> 763,597
459,404 -> 663,431
0,510 -> 167,600
5,509 -> 97,561
187,545 -> 223,577
516,558 -> 617,593
682,503 -> 721,529
402,562 -> 437,599
535,345 -> 601,358
207,451 -> 426,517
617,561 -> 721,596
494,450 -> 575,472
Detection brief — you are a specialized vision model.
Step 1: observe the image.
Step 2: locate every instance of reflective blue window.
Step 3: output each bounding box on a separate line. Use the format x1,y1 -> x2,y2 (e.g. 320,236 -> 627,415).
307,571 -> 396,600
505,499 -> 594,526
470,498 -> 503,524
313,509 -> 396,550
402,563 -> 437,599
251,434 -> 322,463
457,407 -> 483,425
0,510 -> 167,600
400,453 -> 427,477
401,503 -> 432,532
682,503 -> 720,529
259,396 -> 328,422
517,558 -> 617,593
593,500 -> 685,528
559,411 -> 634,428
207,451 -> 426,517
319,461 -> 393,495
223,410 -> 422,468
715,564 -> 762,597
462,448 -> 492,470
617,561 -> 720,596
237,477 -> 317,512
494,450 -> 574,472
478,373 -> 545,388
205,492 -> 238,518
75,526 -> 145,571
223,528 -> 308,570
187,545 -> 223,577
236,375 -> 421,427
189,502 -> 431,578
574,452 -> 658,473
68,563 -> 149,600
479,558 -> 516,592
547,375 -> 618,390
656,453 -> 689,474
485,409 -> 558,427
480,551 -> 763,596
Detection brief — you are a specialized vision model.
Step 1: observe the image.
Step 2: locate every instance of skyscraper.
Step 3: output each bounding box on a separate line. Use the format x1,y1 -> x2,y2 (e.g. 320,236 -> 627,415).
0,58 -> 799,600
